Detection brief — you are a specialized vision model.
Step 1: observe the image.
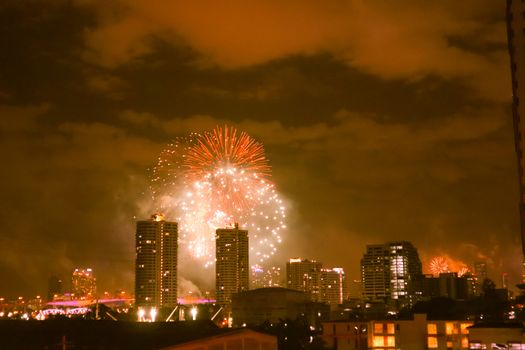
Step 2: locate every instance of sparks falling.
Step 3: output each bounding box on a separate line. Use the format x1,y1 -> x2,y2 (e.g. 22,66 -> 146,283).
152,126 -> 286,267
429,256 -> 450,276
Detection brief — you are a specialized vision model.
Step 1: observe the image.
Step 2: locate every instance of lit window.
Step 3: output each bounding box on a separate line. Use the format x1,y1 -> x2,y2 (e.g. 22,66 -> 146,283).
386,323 -> 395,334
427,336 -> 438,348
461,336 -> 468,348
374,323 -> 383,334
460,323 -> 472,334
447,340 -> 453,348
446,322 -> 454,335
373,336 -> 384,347
386,336 -> 395,347
427,323 -> 437,335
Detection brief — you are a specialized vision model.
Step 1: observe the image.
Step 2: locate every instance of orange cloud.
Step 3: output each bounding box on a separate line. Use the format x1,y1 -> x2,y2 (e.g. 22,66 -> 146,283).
81,0 -> 509,101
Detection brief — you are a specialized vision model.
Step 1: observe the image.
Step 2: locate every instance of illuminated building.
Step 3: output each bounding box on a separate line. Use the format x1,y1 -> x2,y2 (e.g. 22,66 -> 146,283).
71,268 -> 96,299
502,272 -> 509,289
47,275 -> 62,301
473,261 -> 488,295
251,264 -> 282,289
507,0 -> 525,257
215,223 -> 249,306
323,314 -> 473,350
320,267 -> 346,309
286,258 -> 322,301
360,241 -> 422,304
135,213 -> 178,319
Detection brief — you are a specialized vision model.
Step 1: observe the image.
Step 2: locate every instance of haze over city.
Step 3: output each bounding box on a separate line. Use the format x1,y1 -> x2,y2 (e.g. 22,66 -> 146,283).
0,0 -> 521,298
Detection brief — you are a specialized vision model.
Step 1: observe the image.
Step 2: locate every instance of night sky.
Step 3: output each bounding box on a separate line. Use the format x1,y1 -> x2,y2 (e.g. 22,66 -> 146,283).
0,0 -> 520,297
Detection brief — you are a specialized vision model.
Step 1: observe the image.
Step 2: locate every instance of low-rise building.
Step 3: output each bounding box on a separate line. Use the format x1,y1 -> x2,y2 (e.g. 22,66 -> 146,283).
468,322 -> 525,349
322,314 -> 474,350
232,287 -> 329,328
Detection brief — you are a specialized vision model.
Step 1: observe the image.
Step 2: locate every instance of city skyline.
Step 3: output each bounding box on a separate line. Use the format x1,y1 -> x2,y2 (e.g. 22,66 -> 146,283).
0,1 -> 522,297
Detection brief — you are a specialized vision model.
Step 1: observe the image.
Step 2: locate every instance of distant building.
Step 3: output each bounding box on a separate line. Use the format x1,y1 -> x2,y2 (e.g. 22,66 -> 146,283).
251,264 -> 282,289
348,279 -> 363,299
320,268 -> 347,309
474,261 -> 488,295
437,273 -> 469,300
502,272 -> 509,289
507,0 -> 525,257
232,287 -> 329,328
215,223 -> 249,306
47,275 -> 62,301
322,314 -> 474,350
361,241 -> 422,305
135,213 -> 178,320
71,268 -> 96,299
286,258 -> 322,301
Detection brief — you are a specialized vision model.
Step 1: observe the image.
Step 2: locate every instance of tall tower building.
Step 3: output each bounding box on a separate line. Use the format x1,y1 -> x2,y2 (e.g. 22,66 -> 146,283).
216,223 -> 249,306
361,241 -> 422,304
47,275 -> 63,301
286,258 -> 322,301
251,264 -> 283,289
71,268 -> 96,299
135,213 -> 178,319
473,261 -> 488,296
507,0 -> 525,256
320,267 -> 347,309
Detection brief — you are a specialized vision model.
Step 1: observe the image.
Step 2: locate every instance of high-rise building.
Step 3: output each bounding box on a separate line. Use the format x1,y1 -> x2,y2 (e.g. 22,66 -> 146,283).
251,264 -> 283,289
320,267 -> 346,308
361,241 -> 422,304
216,223 -> 249,306
135,213 -> 178,320
286,258 -> 323,301
473,261 -> 488,296
71,268 -> 96,299
47,275 -> 62,301
507,0 -> 525,257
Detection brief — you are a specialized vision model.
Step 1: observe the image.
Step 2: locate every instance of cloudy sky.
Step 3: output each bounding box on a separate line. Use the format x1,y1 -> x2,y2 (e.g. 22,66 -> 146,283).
0,0 -> 519,297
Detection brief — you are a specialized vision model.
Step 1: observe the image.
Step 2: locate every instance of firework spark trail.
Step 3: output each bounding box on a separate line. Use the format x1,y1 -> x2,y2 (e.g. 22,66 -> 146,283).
151,126 -> 286,268
429,256 -> 450,276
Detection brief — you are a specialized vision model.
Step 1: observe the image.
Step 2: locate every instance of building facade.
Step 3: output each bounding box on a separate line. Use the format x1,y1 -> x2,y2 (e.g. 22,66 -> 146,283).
286,258 -> 323,301
320,267 -> 347,309
322,314 -> 473,350
251,264 -> 283,289
71,268 -> 96,299
361,241 -> 422,304
216,223 -> 249,306
507,0 -> 525,257
47,275 -> 63,301
135,213 -> 178,319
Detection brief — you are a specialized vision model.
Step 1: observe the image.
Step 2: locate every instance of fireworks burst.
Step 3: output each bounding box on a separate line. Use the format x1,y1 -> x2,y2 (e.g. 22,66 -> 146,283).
457,266 -> 470,277
429,256 -> 450,276
152,126 -> 286,267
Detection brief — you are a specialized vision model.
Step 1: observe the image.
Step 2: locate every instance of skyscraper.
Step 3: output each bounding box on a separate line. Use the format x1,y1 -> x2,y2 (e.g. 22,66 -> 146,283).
361,241 -> 422,304
135,213 -> 178,320
286,258 -> 322,301
472,261 -> 488,296
216,223 -> 249,306
507,0 -> 525,256
47,275 -> 62,301
71,268 -> 96,299
320,267 -> 347,309
251,264 -> 283,289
